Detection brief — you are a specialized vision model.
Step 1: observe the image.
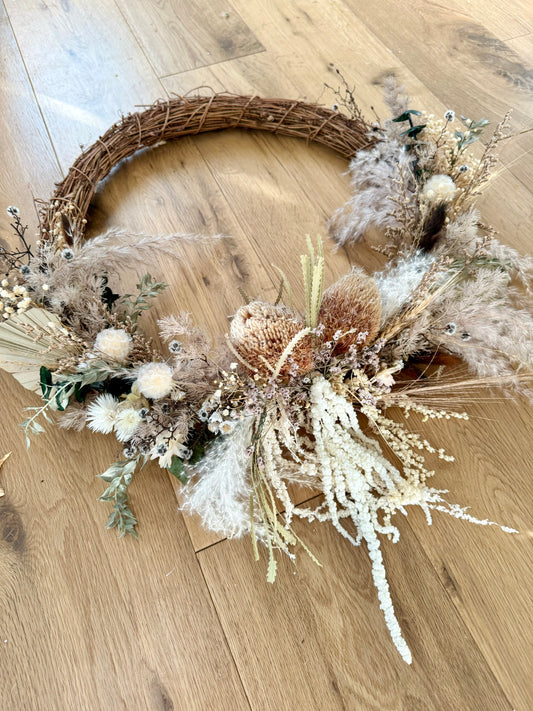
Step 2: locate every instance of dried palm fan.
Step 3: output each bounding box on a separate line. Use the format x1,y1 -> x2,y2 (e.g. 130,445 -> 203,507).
0,308 -> 69,392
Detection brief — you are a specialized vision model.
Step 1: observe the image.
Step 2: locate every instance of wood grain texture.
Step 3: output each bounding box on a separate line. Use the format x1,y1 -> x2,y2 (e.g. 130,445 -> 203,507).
0,6 -> 60,235
163,0 -> 533,246
0,374 -> 250,711
115,0 -> 264,77
342,0 -> 533,177
440,0 -> 533,39
3,0 -> 167,169
1,0 -> 532,708
198,514 -> 512,711
402,402 -> 533,711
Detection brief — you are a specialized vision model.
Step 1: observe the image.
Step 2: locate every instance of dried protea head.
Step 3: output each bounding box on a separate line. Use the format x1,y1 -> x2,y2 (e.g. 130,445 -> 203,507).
230,301 -> 313,377
319,269 -> 381,353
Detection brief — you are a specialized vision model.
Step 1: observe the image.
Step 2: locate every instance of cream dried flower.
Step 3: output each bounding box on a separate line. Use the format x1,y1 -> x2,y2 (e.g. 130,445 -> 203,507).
114,407 -> 142,442
86,394 -> 120,434
135,362 -> 174,399
421,174 -> 457,203
94,328 -> 132,361
152,430 -> 188,468
230,301 -> 313,377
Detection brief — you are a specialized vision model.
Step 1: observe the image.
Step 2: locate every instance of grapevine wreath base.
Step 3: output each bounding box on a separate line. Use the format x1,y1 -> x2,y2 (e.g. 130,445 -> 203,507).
1,79 -> 531,664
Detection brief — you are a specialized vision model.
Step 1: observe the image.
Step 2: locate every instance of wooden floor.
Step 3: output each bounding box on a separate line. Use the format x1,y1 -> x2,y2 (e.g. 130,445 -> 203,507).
1,1 -> 532,709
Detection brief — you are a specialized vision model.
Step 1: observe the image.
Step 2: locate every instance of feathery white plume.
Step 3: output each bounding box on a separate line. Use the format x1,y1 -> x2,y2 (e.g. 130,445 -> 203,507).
181,417 -> 261,539
374,253 -> 434,324
71,228 -> 225,267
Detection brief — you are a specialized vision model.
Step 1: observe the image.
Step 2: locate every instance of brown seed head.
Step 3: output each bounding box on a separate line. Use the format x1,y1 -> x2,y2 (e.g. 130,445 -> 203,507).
319,269 -> 381,353
230,301 -> 313,377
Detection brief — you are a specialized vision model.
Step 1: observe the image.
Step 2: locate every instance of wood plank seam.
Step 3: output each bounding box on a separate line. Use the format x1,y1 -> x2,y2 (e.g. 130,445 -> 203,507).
195,554 -> 254,711
158,48 -> 268,80
1,0 -> 63,180
111,0 -> 172,95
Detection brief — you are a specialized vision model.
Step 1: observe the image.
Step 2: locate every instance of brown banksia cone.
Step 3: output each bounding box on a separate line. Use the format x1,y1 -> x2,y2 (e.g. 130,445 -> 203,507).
319,269 -> 381,353
230,301 -> 313,378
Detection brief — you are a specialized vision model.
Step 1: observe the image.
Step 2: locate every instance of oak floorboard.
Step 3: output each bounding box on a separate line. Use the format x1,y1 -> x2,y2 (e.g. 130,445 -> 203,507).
1,0 -> 532,708
115,0 -> 264,77
438,0 -> 533,39
198,513 -> 512,711
398,401 -> 533,711
163,0 -> 533,244
3,0 -> 166,169
342,0 -> 533,184
0,374 -> 250,710
493,33 -> 533,191
160,2 -> 533,704
0,6 -> 60,235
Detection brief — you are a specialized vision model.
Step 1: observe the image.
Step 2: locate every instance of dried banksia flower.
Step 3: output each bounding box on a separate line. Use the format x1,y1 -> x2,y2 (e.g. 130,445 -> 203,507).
230,301 -> 313,377
319,269 -> 381,352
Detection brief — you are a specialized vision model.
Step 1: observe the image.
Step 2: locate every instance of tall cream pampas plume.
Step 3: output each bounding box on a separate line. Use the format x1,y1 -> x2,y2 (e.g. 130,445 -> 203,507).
180,417 -> 263,539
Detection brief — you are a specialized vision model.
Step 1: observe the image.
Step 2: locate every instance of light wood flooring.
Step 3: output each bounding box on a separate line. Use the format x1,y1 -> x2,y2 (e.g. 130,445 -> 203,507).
0,1 -> 532,709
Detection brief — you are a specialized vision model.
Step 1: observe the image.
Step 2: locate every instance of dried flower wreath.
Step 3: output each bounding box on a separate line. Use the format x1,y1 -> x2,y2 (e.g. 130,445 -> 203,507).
1,79 -> 531,664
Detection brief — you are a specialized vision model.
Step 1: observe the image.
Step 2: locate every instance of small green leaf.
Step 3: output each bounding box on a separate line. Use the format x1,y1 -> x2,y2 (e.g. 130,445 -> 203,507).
392,109 -> 422,122
400,124 -> 426,138
40,366 -> 53,398
54,382 -> 70,411
167,455 -> 188,484
98,458 -> 140,537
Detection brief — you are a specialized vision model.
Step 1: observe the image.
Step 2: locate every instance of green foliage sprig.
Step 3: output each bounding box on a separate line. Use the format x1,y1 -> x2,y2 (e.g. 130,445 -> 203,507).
119,273 -> 167,324
392,109 -> 426,141
98,456 -> 144,538
21,361 -> 132,447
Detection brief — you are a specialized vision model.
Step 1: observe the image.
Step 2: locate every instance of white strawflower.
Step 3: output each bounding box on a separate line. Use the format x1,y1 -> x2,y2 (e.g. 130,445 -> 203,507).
94,328 -> 132,361
86,394 -> 120,434
421,174 -> 457,203
114,408 -> 142,442
135,362 -> 174,400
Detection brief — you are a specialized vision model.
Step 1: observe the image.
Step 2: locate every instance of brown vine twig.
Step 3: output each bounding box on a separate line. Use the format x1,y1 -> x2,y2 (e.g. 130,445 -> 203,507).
39,93 -> 373,242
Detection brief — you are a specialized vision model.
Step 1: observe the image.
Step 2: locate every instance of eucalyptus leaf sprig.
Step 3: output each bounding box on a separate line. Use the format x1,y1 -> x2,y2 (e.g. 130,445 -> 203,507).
119,273 -> 167,324
98,456 -> 146,538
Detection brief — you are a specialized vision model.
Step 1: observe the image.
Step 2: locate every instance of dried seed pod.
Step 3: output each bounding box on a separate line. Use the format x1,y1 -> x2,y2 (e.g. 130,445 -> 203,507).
230,301 -> 313,377
319,269 -> 381,353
